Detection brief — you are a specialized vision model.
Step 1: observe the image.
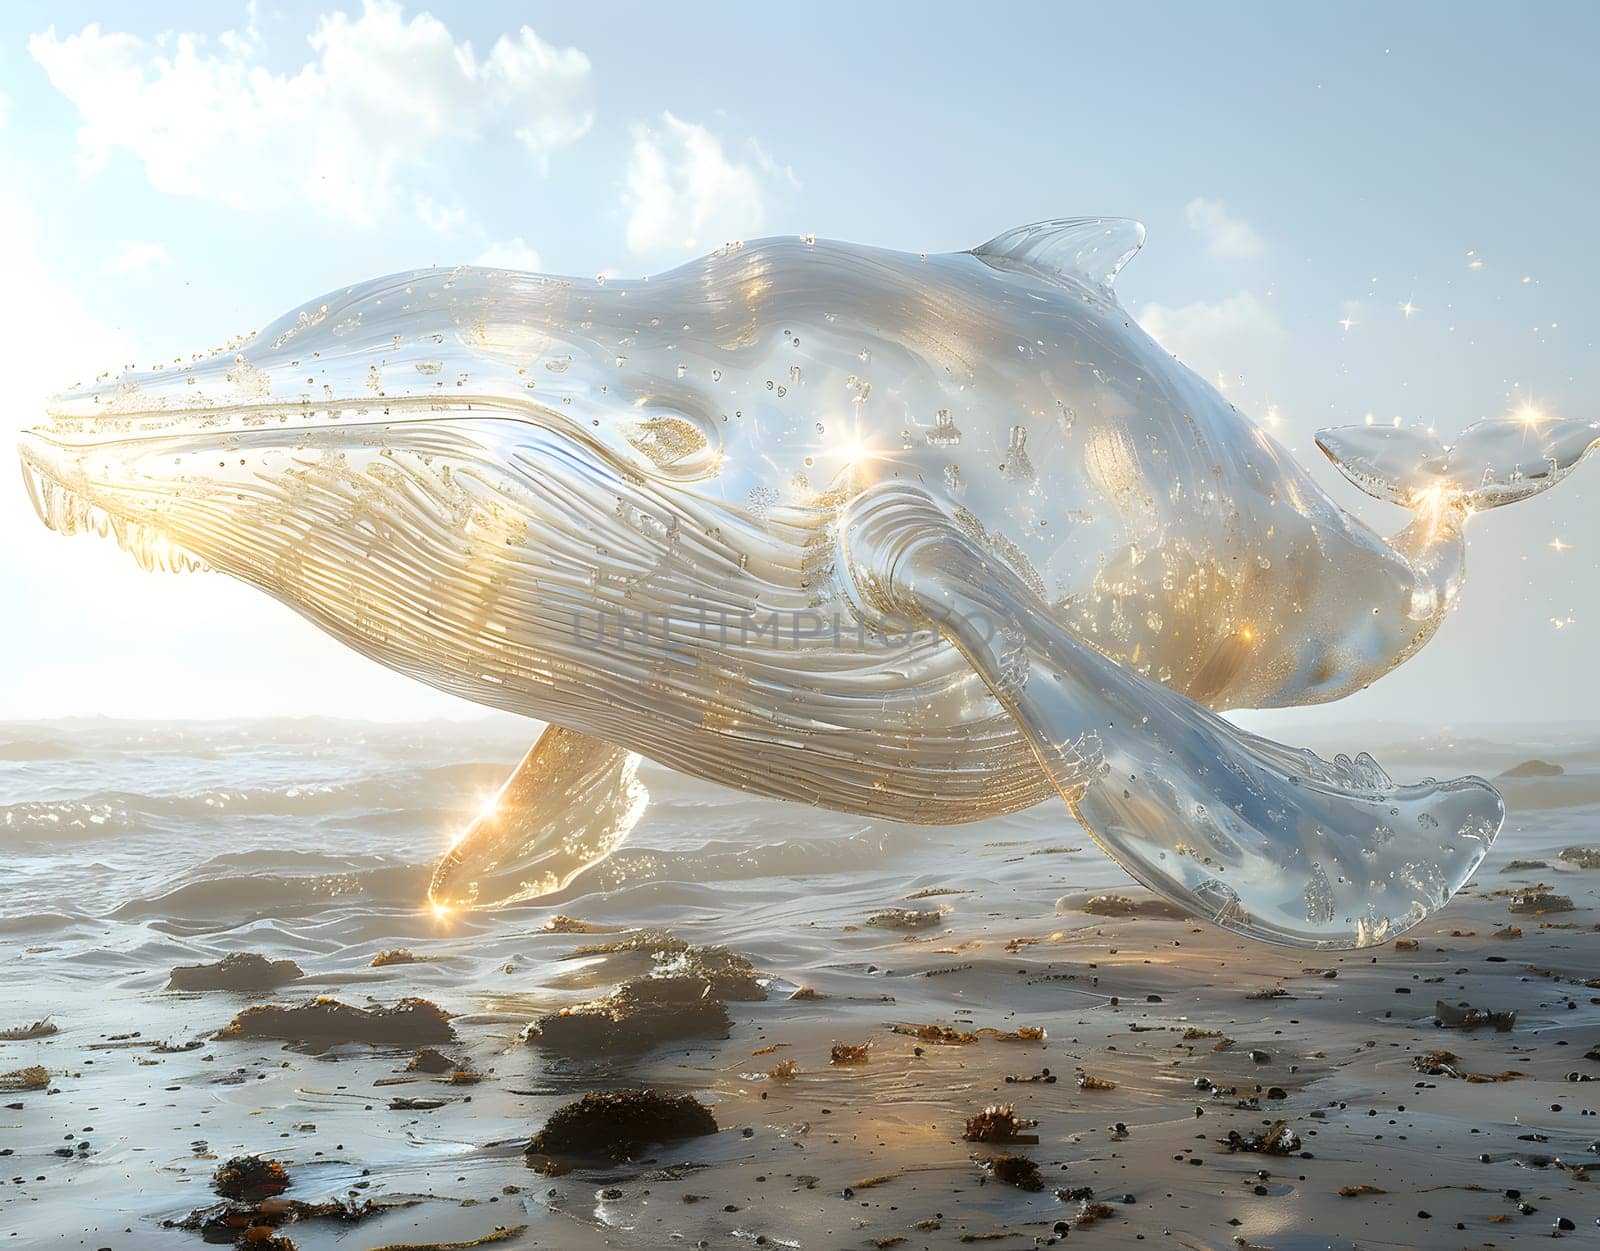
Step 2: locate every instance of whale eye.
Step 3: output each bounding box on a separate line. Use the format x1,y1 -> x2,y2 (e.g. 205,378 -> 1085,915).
625,413 -> 722,479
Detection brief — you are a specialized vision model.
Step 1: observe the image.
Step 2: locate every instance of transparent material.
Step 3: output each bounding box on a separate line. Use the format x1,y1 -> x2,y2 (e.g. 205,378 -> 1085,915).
427,726 -> 645,911
19,219 -> 1597,946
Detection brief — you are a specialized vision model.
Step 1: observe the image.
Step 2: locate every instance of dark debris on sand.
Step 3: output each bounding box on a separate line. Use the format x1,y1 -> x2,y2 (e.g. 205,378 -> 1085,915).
830,1041 -> 871,1065
217,997 -> 454,1046
526,1089 -> 717,1159
526,977 -> 731,1055
168,953 -> 304,992
405,1047 -> 462,1074
370,948 -> 424,967
1557,845 -> 1600,869
1412,1049 -> 1524,1082
542,915 -> 612,933
236,1230 -> 297,1251
213,1154 -> 290,1202
174,1153 -> 401,1245
0,1018 -> 57,1040
1074,893 -> 1190,920
562,931 -> 767,1001
656,945 -> 767,1002
1434,999 -> 1517,1031
981,1153 -> 1043,1191
1506,891 -> 1576,915
175,1195 -> 387,1244
864,908 -> 943,931
963,1103 -> 1039,1144
1221,1120 -> 1302,1154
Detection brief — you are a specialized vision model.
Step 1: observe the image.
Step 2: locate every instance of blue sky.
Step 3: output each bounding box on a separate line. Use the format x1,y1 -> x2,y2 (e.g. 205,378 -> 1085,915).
1,1 -> 1594,724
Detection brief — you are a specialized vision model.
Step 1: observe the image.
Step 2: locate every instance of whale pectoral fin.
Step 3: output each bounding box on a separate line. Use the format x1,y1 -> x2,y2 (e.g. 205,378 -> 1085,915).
1316,414 -> 1599,510
427,725 -> 647,912
840,484 -> 1503,949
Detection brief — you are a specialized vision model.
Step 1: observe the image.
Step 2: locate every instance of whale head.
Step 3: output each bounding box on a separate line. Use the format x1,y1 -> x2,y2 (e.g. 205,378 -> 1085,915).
17,263 -> 753,708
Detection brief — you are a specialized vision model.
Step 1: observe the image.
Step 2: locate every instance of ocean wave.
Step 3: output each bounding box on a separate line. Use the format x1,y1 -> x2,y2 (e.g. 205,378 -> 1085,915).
0,910 -> 88,934
111,862 -> 431,921
0,736 -> 80,761
527,827 -> 904,907
0,762 -> 511,842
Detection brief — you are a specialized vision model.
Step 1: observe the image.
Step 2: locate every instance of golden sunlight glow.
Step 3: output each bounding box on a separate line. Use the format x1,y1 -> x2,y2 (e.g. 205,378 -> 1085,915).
1516,403 -> 1545,428
1238,625 -> 1255,644
816,416 -> 888,484
839,436 -> 880,470
1549,537 -> 1570,553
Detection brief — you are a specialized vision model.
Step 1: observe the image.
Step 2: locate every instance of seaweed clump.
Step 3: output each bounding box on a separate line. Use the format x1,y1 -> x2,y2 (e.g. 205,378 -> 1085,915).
167,953 -> 304,992
963,1103 -> 1038,1144
1077,893 -> 1189,919
213,1155 -> 290,1202
830,1041 -> 871,1065
562,931 -> 766,1001
543,915 -> 609,933
216,997 -> 454,1046
369,948 -> 423,967
889,1022 -> 1044,1044
1506,891 -> 1575,915
982,1154 -> 1043,1191
864,908 -> 943,931
1434,1000 -> 1516,1032
526,1089 -> 717,1159
526,977 -> 731,1055
406,1048 -> 464,1074
0,1018 -> 58,1040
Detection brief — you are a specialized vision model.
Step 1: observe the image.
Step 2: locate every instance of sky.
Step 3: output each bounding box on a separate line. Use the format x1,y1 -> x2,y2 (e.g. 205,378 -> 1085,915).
0,1 -> 1594,727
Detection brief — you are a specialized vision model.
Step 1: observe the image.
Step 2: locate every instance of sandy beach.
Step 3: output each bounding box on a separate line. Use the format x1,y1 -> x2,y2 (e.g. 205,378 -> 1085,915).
2,718 -> 1596,1249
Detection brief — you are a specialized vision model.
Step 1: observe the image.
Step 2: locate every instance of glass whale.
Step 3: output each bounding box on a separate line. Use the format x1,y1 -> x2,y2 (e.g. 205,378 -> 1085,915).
19,219 -> 1598,948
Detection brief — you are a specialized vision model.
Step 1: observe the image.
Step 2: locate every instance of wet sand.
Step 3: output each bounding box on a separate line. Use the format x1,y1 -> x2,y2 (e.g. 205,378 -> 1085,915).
2,723 -> 1597,1248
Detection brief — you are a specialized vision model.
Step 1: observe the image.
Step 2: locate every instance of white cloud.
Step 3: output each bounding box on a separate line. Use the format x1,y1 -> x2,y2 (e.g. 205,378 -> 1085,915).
1138,291 -> 1283,390
412,191 -> 469,236
102,241 -> 171,274
30,1 -> 592,230
1185,197 -> 1266,261
623,112 -> 791,259
474,237 -> 542,271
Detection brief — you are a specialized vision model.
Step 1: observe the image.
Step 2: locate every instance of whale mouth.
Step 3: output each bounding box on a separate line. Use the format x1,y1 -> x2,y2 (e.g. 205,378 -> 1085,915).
17,388 -> 575,583
18,429 -> 213,574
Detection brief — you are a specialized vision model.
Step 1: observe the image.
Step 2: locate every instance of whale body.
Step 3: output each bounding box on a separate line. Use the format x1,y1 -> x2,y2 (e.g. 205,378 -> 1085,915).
20,219 -> 1598,947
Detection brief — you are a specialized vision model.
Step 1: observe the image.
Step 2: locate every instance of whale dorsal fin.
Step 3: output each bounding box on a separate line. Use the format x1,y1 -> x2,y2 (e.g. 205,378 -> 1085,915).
972,217 -> 1146,298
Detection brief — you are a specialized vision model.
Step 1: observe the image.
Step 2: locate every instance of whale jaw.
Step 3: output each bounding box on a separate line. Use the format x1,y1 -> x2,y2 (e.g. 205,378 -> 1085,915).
18,397 -> 591,708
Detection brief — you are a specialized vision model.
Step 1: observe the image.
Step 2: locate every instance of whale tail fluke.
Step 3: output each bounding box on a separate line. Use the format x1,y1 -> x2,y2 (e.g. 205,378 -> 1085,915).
1316,412 -> 1599,512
